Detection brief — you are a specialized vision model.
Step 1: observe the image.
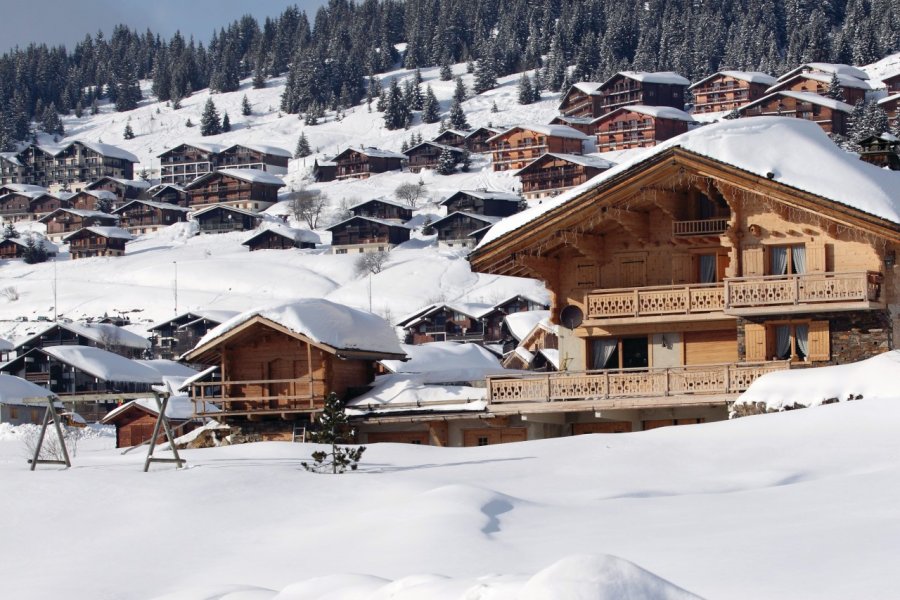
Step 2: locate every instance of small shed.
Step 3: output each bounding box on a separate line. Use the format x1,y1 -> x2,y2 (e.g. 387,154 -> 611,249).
101,396 -> 208,448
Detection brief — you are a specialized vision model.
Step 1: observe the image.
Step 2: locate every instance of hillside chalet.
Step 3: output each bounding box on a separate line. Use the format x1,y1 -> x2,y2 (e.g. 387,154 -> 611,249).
548,115 -> 597,135
431,212 -> 499,249
13,321 -> 150,359
397,303 -> 494,344
39,208 -> 119,242
113,200 -> 191,234
765,72 -> 870,106
148,310 -> 239,360
557,82 -> 604,118
191,205 -> 261,234
348,197 -> 413,221
858,134 -> 900,170
332,147 -> 406,180
64,226 -> 133,259
0,236 -> 58,260
688,71 -> 777,114
185,168 -> 284,212
440,190 -> 522,217
464,126 -> 502,153
594,106 -> 695,152
242,225 -> 318,251
312,158 -> 337,182
69,189 -> 119,211
739,91 -> 852,135
488,125 -> 587,172
404,141 -> 465,172
880,94 -> 899,128
101,397 -> 205,449
327,216 -> 410,254
467,117 -> 899,439
596,71 -> 691,115
0,191 -> 62,222
517,153 -> 614,200
776,62 -> 870,85
158,142 -> 291,185
883,71 -> 900,93
0,141 -> 138,191
182,299 -> 407,439
431,129 -> 468,148
84,177 -> 151,204
147,183 -> 190,206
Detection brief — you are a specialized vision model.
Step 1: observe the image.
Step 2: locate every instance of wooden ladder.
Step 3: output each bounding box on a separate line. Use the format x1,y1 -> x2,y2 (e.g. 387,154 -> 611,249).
292,425 -> 307,443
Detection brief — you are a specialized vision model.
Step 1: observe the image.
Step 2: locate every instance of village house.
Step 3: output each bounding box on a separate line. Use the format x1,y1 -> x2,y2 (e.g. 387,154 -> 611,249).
879,94 -> 899,128
327,216 -> 410,254
185,168 -> 284,212
191,204 -> 262,234
738,91 -> 852,135
404,141 -> 465,172
148,310 -> 239,360
28,192 -> 70,221
147,183 -> 190,207
594,106 -> 695,152
332,147 -> 406,180
688,71 -> 778,114
113,200 -> 192,234
312,158 -> 337,182
548,114 -> 597,136
466,117 -> 900,439
488,124 -> 588,172
0,190 -> 55,222
516,153 -> 614,200
432,129 -> 468,148
557,82 -> 604,118
4,141 -> 138,192
181,299 -> 407,440
0,374 -> 57,426
84,177 -> 151,204
463,126 -> 503,153
858,134 -> 900,171
215,143 -> 291,175
440,190 -> 523,218
348,197 -> 413,221
501,312 -> 559,372
765,72 -> 870,106
883,70 -> 900,94
39,207 -> 119,242
158,142 -> 290,186
64,226 -> 133,260
68,189 -> 119,212
596,71 -> 691,116
396,303 -> 494,344
0,152 -> 27,186
12,321 -> 150,359
478,295 -> 551,347
242,224 -> 319,252
776,62 -> 871,86
430,211 -> 499,249
0,236 -> 59,260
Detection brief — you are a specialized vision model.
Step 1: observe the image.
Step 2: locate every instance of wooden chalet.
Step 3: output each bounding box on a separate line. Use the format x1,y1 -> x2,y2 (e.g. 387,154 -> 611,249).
468,117 -> 900,436
148,183 -> 190,207
182,299 -> 407,439
0,153 -> 27,186
464,126 -> 502,153
557,82 -> 604,118
858,134 -> 900,171
502,317 -> 559,372
113,200 -> 191,234
480,296 -> 550,345
396,303 -> 494,344
69,189 -> 119,212
765,72 -> 870,107
8,141 -> 139,191
157,142 -> 223,185
327,216 -> 410,254
488,125 -> 587,172
0,236 -> 58,260
596,71 -> 691,116
548,115 -> 596,135
440,190 -> 522,217
739,91 -> 852,136
84,177 -> 151,204
517,153 -> 614,200
431,212 -> 499,249
313,159 -> 337,182
404,141 -> 465,172
192,205 -> 261,234
879,94 -> 900,129
185,168 -> 284,212
0,191 -> 54,222
0,374 -> 55,426
594,105 -> 695,152
776,62 -> 870,85
148,310 -> 239,360
39,208 -> 119,242
0,183 -> 48,197
64,226 -> 133,259
332,147 -> 406,180
432,129 -> 469,148
242,225 -> 318,251
688,71 -> 777,114
29,193 -> 69,221
13,321 -> 150,359
883,71 -> 900,94
349,197 -> 413,221
216,144 -> 291,175
101,397 -> 205,448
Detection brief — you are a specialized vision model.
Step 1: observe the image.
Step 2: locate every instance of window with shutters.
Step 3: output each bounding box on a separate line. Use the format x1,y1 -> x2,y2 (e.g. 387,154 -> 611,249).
761,320 -> 829,362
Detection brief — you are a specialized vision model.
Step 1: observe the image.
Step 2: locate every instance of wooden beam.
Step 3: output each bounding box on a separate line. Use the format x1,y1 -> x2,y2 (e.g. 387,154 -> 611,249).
515,254 -> 561,323
563,231 -> 606,263
607,208 -> 649,244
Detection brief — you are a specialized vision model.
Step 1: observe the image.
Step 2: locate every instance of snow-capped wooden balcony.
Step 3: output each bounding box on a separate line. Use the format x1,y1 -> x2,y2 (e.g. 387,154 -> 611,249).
190,378 -> 324,417
723,271 -> 883,316
586,282 -> 726,322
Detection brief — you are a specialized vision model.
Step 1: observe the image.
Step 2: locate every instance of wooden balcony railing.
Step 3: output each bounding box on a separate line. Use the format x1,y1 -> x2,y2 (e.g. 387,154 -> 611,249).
673,218 -> 729,236
190,378 -> 322,416
724,271 -> 881,313
487,361 -> 789,404
586,282 -> 725,320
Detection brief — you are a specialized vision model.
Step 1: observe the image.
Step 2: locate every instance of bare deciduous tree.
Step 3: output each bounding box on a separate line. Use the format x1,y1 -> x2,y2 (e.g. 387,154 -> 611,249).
289,188 -> 329,229
355,251 -> 389,276
394,182 -> 425,208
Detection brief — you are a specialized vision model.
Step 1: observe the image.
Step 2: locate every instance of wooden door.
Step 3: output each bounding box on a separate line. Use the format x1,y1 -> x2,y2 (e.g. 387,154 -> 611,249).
267,358 -> 295,409
618,254 -> 646,287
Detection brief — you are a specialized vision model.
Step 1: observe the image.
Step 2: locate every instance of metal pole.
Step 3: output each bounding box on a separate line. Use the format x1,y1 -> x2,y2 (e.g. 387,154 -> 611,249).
173,261 -> 178,315
52,257 -> 58,322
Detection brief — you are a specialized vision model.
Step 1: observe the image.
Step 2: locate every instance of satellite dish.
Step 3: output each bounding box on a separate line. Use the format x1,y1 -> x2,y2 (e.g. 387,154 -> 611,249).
560,305 -> 584,329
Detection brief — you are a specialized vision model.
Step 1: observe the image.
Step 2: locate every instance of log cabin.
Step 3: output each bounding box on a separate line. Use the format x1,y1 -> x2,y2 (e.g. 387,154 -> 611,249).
557,82 -> 604,118
64,226 -> 133,259
84,177 -> 151,205
858,134 -> 900,170
332,147 -> 406,180
39,208 -> 119,242
147,183 -> 190,207
327,216 -> 410,254
883,71 -> 900,94
738,91 -> 852,136
404,141 -> 465,172
688,71 -> 777,114
182,299 -> 407,439
594,106 -> 695,152
467,117 -> 900,437
440,190 -> 523,218
396,302 -> 494,344
431,211 -> 499,249
29,193 -> 70,221
242,224 -> 318,251
13,321 -> 150,359
464,126 -> 502,153
185,168 -> 284,212
100,397 -> 206,448
596,71 -> 691,116
69,189 -> 119,212
488,125 -> 587,172
191,204 -> 261,234
349,197 -> 413,221
113,200 -> 192,234
548,114 -> 596,135
0,236 -> 58,260
880,94 -> 900,129
313,158 -> 337,182
765,72 -> 870,106
516,153 -> 614,200
148,310 -> 239,360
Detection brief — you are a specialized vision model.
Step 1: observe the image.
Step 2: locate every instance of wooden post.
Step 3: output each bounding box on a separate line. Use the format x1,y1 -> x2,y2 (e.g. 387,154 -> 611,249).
29,397 -> 71,470
143,389 -> 186,472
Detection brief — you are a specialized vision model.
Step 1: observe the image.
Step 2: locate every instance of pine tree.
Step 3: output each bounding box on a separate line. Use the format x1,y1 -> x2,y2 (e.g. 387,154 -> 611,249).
436,147 -> 458,175
241,94 -> 252,116
222,112 -> 231,132
383,78 -> 410,130
491,101 -> 499,113
200,98 -> 221,136
2,222 -> 18,239
466,58 -> 475,73
826,73 -> 845,102
439,60 -> 453,81
422,85 -> 440,124
401,139 -> 409,153
95,196 -> 114,213
301,392 -> 366,474
473,52 -> 498,95
185,118 -> 194,127
448,99 -> 469,130
22,236 -> 48,264
252,68 -> 266,89
41,103 -> 64,136
453,76 -> 467,103
91,98 -> 99,116
74,101 -> 83,119
294,132 -> 311,158
460,149 -> 471,172
518,72 -> 535,105
123,123 -> 135,139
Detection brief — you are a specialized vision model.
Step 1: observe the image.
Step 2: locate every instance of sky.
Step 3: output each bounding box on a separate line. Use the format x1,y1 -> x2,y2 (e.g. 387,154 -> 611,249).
0,0 -> 328,52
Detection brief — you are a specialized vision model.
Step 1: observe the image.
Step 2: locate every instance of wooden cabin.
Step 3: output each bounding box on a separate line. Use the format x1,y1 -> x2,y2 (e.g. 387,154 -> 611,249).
185,168 -> 284,212
464,127 -> 502,153
13,321 -> 150,359
432,129 -> 469,148
242,226 -> 318,251
64,226 -> 133,259
468,117 -> 900,434
396,303 -> 493,344
181,299 -> 407,439
517,153 -> 614,200
69,190 -> 119,212
113,200 -> 191,234
765,72 -> 870,107
332,147 -> 406,180
313,159 -> 337,182
440,190 -> 522,217
216,144 -> 291,176
557,82 -> 604,118
879,94 -> 900,129
148,310 -> 239,360
883,71 -> 900,94
858,134 -> 900,170
548,115 -> 596,136
4,141 -> 138,192
776,62 -> 871,85
594,105 -> 695,152
147,183 -> 190,207
192,205 -> 261,234
689,71 -> 777,114
0,236 -> 58,260
349,197 -> 413,221
404,142 -> 465,173
431,212 -> 498,249
0,153 -> 27,186
739,91 -> 851,136
84,177 -> 151,204
327,216 -> 410,254
29,193 -> 69,221
596,71 -> 690,116
480,296 -> 551,345
39,208 -> 119,241
157,142 -> 223,186
0,191 -> 45,222
101,397 -> 202,448
501,318 -> 559,371
488,125 -> 587,172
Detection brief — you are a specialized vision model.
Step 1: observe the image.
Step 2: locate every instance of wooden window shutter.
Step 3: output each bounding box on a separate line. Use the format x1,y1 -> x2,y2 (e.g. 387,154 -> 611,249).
671,254 -> 693,284
806,241 -> 826,273
807,321 -> 830,361
742,246 -> 764,276
744,323 -> 766,361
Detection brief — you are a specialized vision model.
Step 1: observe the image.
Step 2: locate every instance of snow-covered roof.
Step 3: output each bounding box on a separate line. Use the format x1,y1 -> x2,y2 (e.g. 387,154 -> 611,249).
149,183 -> 186,196
538,348 -> 560,369
768,71 -> 872,92
504,310 -> 552,342
441,190 -> 521,204
606,71 -> 691,86
345,372 -> 489,415
405,141 -> 465,155
550,115 -> 596,125
193,298 -> 406,357
1,236 -> 60,253
487,124 -> 589,143
204,168 -> 285,186
190,204 -> 260,219
242,223 -> 320,246
40,345 -> 163,383
380,342 -> 502,374
41,207 -> 118,221
736,351 -> 900,411
689,71 -> 778,89
572,82 -> 604,95
63,226 -> 134,242
326,215 -> 411,231
0,152 -> 24,166
102,395 -> 208,423
113,200 -> 192,214
157,141 -> 226,157
340,146 -> 407,160
777,62 -> 870,82
349,197 -> 411,211
476,117 -> 900,249
222,143 -> 293,158
85,177 -> 152,190
77,189 -> 118,201
744,90 -> 854,113
878,93 -> 900,105
18,321 -> 150,351
595,105 -> 695,122
430,211 -> 499,228
64,140 -> 140,163
0,338 -> 13,351
517,153 -> 616,173
135,360 -> 199,380
0,374 -> 55,404
396,301 -> 496,327
0,183 -> 47,193
149,310 -> 241,332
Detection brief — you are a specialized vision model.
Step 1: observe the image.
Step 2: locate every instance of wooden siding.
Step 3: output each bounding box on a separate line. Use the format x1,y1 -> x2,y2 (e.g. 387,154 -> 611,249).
741,95 -> 848,135
683,330 -> 738,365
595,111 -> 690,151
692,75 -> 771,113
598,75 -> 687,115
462,427 -> 527,446
490,129 -> 584,171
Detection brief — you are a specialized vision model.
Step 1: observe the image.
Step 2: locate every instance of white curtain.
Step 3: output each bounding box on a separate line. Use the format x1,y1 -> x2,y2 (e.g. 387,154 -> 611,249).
795,324 -> 809,360
770,246 -> 788,275
591,339 -> 617,370
776,325 -> 792,359
791,245 -> 806,274
700,255 -> 717,283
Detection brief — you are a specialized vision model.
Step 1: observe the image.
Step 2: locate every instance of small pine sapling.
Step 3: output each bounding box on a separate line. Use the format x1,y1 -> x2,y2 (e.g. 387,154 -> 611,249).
301,392 -> 365,474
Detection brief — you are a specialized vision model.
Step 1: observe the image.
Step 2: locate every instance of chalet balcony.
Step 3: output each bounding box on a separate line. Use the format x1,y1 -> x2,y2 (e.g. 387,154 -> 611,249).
486,361 -> 789,407
672,218 -> 729,237
200,222 -> 249,233
25,372 -> 51,382
724,271 -> 883,316
190,377 -> 323,417
586,282 -> 725,321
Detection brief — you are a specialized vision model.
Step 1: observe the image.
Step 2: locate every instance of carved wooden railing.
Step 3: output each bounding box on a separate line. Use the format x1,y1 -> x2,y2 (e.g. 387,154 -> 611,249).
487,361 -> 789,404
672,217 -> 729,236
724,271 -> 881,310
586,282 -> 725,319
190,377 -> 322,416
